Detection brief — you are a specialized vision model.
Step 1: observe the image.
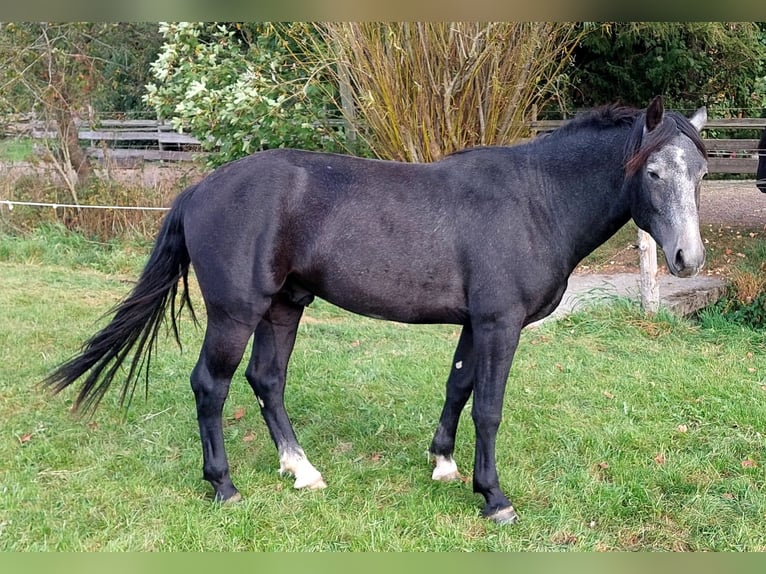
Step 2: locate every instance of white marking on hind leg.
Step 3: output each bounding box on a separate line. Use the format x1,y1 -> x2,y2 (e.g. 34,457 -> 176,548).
431,454 -> 460,481
278,449 -> 327,490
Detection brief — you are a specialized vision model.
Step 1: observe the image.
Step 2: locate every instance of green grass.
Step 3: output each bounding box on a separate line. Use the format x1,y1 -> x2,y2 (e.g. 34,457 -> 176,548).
0,137 -> 35,162
1,230 -> 766,550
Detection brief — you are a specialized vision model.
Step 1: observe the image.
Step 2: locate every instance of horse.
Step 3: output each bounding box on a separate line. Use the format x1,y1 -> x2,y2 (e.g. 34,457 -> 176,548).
43,95 -> 708,524
757,128 -> 766,193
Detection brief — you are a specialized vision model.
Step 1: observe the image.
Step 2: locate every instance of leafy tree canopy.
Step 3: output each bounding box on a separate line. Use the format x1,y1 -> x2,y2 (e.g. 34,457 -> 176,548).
569,22 -> 766,117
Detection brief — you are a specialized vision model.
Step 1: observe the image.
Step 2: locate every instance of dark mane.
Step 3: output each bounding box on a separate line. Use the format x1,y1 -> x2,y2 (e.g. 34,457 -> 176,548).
446,105 -> 641,158
544,103 -> 706,177
551,104 -> 641,136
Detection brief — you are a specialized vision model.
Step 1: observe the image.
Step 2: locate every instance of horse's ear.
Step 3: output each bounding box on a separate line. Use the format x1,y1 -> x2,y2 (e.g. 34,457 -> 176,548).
645,95 -> 664,132
689,106 -> 707,132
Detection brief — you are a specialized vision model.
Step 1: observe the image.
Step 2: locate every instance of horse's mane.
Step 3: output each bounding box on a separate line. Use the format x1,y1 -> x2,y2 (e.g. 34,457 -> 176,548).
444,102 -> 707,174
445,105 -> 640,160
551,104 -> 641,136
547,103 -> 707,176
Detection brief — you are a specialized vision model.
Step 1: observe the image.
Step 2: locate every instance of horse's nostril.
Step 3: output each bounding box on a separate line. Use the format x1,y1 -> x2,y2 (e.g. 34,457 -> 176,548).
675,248 -> 686,271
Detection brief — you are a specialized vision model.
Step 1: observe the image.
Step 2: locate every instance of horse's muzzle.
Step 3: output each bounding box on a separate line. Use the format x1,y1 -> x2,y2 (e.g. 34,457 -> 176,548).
669,246 -> 705,278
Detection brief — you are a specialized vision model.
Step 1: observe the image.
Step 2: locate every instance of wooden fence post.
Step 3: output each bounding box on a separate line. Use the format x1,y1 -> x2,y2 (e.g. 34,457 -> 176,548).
336,49 -> 357,145
637,228 -> 659,313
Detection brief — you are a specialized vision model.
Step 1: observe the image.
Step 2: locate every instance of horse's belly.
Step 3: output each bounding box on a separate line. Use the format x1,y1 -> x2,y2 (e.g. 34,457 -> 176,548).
299,270 -> 468,325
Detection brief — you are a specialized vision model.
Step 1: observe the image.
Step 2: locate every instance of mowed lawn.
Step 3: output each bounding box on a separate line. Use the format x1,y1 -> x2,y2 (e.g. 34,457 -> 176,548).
1,230 -> 765,551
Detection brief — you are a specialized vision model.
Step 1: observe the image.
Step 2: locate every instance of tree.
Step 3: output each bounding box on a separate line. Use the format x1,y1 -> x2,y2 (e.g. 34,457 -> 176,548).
568,22 -> 766,116
144,22 -> 583,165
313,22 -> 582,162
89,23 -> 164,115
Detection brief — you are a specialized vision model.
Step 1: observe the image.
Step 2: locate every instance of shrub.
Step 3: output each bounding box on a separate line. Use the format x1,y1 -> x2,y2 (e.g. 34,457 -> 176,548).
144,22 -> 346,168
314,22 -> 581,162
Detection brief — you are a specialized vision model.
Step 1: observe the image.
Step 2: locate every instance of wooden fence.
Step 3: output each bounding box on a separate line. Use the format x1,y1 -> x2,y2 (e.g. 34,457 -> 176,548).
23,118 -> 202,163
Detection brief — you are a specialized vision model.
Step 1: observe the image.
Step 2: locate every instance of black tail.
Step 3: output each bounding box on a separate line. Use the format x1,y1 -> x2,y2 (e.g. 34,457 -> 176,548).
43,186 -> 198,413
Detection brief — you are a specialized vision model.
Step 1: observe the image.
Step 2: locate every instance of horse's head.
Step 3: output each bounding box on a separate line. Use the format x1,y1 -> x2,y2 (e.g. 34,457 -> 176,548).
756,128 -> 766,193
628,96 -> 708,278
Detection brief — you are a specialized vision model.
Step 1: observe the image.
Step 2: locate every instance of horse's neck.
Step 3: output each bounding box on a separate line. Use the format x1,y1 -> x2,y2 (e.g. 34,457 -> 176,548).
542,134 -> 633,272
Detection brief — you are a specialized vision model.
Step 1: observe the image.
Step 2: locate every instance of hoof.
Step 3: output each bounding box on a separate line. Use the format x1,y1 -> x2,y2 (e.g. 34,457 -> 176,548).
432,468 -> 461,482
294,473 -> 327,490
223,491 -> 243,504
214,490 -> 242,504
431,454 -> 461,482
279,450 -> 327,490
486,505 -> 518,525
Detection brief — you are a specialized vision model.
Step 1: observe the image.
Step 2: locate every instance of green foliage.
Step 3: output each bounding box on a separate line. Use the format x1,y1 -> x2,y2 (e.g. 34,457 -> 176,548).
0,23 -> 158,117
143,22 -> 345,167
0,224 -> 150,275
701,289 -> 766,330
89,24 -> 164,114
0,137 -> 34,162
0,23 -> 94,116
568,22 -> 766,115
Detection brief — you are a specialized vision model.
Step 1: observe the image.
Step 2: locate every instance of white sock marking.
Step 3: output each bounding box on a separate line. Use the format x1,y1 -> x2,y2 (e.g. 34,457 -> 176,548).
279,450 -> 327,490
431,454 -> 460,481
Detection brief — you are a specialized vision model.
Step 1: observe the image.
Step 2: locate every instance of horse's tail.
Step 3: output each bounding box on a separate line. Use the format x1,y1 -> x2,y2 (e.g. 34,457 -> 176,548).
42,186 -> 199,414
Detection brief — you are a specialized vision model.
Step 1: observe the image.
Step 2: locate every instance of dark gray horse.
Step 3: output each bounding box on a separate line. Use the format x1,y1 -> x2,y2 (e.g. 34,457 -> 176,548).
44,96 -> 707,523
757,128 -> 766,193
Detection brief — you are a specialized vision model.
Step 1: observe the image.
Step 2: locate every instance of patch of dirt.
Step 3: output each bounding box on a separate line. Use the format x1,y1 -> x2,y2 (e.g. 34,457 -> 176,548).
700,180 -> 766,229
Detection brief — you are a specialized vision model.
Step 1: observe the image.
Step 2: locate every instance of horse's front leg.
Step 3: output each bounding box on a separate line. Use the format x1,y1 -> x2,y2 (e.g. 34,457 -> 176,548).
429,325 -> 475,481
470,315 -> 522,524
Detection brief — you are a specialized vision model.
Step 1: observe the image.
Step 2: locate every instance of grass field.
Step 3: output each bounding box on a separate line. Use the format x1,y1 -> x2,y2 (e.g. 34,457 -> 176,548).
1,228 -> 765,551
0,137 -> 34,163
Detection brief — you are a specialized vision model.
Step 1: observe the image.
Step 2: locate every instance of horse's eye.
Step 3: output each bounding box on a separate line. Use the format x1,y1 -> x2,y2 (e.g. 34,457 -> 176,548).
647,169 -> 661,180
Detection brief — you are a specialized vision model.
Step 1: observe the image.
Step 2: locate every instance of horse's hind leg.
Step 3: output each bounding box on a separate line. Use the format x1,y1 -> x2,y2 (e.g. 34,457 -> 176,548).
191,315 -> 256,502
245,295 -> 326,490
429,325 -> 475,481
